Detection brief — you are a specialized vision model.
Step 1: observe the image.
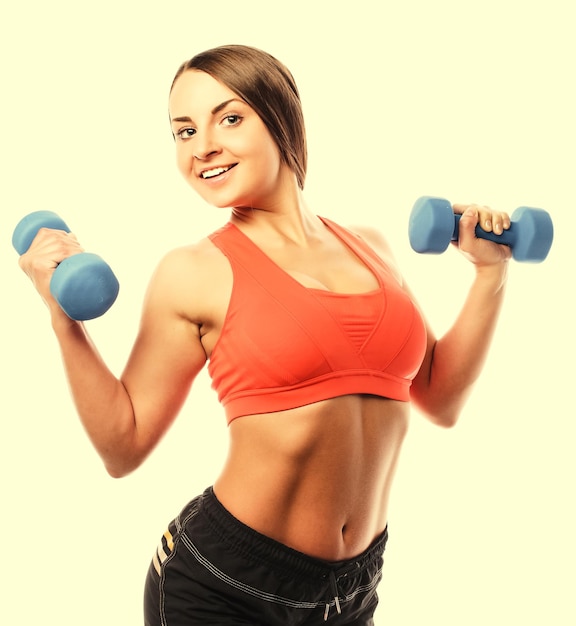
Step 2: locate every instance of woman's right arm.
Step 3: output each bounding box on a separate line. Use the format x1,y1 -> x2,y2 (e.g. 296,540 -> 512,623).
19,228 -> 208,477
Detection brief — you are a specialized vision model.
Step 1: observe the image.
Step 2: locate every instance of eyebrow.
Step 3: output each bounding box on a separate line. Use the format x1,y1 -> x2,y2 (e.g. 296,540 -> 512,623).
170,98 -> 244,124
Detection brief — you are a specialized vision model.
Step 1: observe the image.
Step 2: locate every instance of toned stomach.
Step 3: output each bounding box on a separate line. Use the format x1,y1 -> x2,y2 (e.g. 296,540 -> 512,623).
213,393 -> 410,562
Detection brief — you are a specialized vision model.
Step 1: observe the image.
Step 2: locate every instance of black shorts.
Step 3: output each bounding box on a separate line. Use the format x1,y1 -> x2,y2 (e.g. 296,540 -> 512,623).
144,487 -> 387,625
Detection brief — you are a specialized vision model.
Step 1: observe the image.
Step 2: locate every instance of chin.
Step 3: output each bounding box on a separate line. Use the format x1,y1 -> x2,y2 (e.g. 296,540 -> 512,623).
189,180 -> 268,211
207,193 -> 258,211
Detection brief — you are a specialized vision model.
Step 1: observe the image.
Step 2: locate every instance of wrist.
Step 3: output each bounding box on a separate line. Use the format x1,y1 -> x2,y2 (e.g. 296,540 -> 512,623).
50,306 -> 81,335
474,260 -> 509,292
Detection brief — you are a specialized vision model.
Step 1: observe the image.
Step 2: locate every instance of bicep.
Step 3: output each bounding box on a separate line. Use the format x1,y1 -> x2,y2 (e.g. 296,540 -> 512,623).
402,279 -> 451,423
121,252 -> 207,456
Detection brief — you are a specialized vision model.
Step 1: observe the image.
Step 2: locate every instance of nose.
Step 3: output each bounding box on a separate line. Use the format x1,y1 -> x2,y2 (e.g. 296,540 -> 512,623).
193,130 -> 221,161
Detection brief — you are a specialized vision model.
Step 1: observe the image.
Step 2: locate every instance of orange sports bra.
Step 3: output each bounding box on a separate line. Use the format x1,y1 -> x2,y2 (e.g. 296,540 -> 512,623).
207,217 -> 427,424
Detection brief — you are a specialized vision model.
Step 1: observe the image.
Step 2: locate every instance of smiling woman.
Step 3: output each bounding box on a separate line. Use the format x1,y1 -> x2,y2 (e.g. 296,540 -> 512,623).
171,45 -> 307,189
16,43 -> 514,626
169,72 -> 289,210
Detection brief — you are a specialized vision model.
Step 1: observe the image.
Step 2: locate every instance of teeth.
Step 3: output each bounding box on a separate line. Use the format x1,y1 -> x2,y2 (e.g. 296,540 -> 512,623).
200,166 -> 231,179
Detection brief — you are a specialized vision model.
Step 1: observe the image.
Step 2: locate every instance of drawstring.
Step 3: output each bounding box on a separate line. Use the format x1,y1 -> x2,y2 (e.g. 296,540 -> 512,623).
323,570 -> 342,621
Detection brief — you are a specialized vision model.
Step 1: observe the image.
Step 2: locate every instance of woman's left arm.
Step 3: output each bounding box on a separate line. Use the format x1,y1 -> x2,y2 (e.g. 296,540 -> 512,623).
409,203 -> 511,427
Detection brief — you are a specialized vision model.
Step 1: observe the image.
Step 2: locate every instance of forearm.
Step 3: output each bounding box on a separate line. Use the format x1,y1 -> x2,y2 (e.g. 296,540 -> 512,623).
51,314 -> 138,475
415,261 -> 508,425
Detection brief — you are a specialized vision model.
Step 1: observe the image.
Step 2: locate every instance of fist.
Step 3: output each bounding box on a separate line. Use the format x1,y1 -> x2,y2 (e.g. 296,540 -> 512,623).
18,227 -> 84,312
453,204 -> 512,266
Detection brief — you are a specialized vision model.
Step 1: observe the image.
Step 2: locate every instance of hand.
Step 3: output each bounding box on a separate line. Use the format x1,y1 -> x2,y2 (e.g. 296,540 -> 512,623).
452,203 -> 512,267
18,227 -> 84,315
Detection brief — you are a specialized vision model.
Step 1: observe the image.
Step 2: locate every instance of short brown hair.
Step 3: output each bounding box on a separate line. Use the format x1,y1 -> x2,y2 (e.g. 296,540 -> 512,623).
171,45 -> 307,190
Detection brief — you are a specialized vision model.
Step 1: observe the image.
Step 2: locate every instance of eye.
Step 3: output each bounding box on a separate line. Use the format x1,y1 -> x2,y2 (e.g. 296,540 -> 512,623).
221,114 -> 242,127
175,127 -> 196,141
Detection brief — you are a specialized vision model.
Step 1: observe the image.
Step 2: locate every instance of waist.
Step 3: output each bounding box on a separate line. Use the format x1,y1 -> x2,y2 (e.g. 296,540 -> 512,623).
198,486 -> 388,577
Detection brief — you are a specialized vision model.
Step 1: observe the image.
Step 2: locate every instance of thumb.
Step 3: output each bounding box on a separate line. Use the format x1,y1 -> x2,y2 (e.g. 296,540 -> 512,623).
457,206 -> 480,245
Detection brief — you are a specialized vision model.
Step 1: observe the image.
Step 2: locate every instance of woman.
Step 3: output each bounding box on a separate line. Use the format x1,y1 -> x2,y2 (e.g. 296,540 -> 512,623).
18,45 -> 511,625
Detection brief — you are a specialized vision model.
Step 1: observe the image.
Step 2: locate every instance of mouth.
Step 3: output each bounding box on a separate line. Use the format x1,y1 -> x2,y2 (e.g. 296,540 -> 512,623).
199,163 -> 238,179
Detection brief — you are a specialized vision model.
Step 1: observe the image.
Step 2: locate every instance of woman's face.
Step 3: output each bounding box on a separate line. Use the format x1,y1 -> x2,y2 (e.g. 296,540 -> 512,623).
169,70 -> 291,210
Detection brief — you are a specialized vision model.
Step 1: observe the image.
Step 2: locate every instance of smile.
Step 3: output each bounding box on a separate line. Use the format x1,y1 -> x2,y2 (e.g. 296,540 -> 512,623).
199,164 -> 237,179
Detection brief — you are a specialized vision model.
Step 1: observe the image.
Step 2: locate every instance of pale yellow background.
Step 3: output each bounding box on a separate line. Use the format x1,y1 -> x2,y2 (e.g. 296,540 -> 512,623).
1,1 -> 574,624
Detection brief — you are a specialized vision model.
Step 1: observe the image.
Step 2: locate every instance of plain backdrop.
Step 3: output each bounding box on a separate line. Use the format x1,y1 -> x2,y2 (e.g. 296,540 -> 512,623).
1,1 -> 574,624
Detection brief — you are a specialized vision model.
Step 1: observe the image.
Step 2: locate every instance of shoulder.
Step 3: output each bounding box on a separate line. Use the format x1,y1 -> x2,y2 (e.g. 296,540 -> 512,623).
345,223 -> 404,284
149,239 -> 210,290
144,235 -> 231,322
154,236 -> 223,277
346,224 -> 392,252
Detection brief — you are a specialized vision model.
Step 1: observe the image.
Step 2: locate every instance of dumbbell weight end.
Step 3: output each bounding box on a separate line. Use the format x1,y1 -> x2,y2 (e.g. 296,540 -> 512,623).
50,252 -> 120,321
12,210 -> 70,255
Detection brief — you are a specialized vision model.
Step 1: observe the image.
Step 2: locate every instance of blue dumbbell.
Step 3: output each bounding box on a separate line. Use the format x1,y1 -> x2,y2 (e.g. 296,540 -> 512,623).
409,196 -> 554,263
12,210 -> 119,320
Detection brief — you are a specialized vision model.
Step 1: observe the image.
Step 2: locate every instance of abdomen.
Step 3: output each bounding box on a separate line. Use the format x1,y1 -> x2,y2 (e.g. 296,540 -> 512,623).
214,394 -> 410,560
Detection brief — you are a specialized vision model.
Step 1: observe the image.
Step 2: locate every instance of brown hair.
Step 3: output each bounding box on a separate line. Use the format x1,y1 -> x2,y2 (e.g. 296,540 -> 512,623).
171,45 -> 307,190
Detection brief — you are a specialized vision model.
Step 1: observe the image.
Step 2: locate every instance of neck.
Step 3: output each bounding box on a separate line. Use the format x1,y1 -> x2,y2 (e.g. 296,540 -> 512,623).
229,174 -> 322,246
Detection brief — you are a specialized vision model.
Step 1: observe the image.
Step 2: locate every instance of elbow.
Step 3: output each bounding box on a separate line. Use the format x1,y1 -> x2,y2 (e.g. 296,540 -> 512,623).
105,465 -> 131,479
412,383 -> 470,429
101,417 -> 146,479
104,454 -> 143,479
414,396 -> 462,429
105,463 -> 131,479
429,411 -> 460,429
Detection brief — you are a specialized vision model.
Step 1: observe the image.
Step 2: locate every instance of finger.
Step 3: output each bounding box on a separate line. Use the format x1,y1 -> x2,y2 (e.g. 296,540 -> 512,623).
453,204 -> 511,236
64,232 -> 85,252
455,206 -> 480,250
477,209 -> 511,235
476,206 -> 494,233
457,205 -> 479,232
453,203 -> 487,218
491,211 -> 511,235
452,203 -> 469,216
31,229 -> 84,254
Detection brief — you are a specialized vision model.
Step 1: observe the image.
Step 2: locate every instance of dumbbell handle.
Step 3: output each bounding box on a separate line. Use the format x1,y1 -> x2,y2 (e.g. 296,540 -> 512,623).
452,214 -> 517,248
410,196 -> 553,262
